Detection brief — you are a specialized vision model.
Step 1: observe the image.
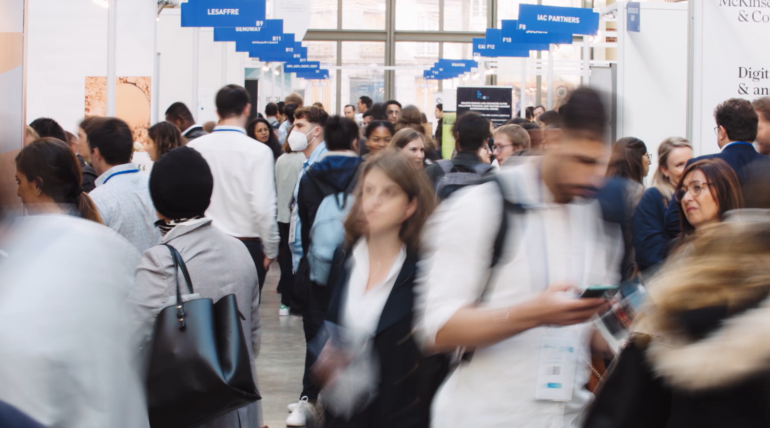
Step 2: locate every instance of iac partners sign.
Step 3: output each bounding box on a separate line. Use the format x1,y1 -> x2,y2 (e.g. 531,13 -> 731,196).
689,0 -> 770,155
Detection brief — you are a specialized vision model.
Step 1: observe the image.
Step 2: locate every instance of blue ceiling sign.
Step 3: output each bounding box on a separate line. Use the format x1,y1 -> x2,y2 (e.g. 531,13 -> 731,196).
517,4 -> 599,36
284,61 -> 320,72
213,20 -> 284,42
181,0 -> 267,28
627,2 -> 640,32
296,69 -> 330,79
502,20 -> 573,46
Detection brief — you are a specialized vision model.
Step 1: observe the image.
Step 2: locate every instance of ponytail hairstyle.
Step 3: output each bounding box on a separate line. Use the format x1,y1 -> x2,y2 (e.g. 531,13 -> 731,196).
147,121 -> 183,159
15,138 -> 103,224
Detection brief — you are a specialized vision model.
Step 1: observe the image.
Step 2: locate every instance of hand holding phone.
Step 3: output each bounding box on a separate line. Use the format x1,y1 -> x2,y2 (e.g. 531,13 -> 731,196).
580,285 -> 619,299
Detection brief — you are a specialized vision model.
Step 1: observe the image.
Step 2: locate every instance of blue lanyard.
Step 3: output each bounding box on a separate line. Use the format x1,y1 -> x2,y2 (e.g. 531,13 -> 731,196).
103,169 -> 139,184
212,128 -> 246,135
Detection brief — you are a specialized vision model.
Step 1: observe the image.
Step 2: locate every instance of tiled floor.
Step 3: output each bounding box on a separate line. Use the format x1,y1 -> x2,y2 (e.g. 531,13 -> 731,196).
258,264 -> 306,428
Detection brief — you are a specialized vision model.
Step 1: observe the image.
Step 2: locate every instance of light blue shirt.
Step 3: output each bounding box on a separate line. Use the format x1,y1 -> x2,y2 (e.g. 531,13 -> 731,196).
90,163 -> 162,253
289,141 -> 328,271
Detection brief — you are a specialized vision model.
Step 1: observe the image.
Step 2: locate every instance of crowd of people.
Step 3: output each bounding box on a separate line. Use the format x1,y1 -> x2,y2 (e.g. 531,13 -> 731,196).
2,83 -> 770,428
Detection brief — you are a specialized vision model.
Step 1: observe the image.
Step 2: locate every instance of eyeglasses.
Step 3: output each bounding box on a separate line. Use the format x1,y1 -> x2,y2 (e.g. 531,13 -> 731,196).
493,143 -> 513,152
675,180 -> 713,202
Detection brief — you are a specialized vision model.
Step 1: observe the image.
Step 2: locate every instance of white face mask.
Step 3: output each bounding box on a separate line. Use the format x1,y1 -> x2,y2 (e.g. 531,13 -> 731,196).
288,126 -> 318,152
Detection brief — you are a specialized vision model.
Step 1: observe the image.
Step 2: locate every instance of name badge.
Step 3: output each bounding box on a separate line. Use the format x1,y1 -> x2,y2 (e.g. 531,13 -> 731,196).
534,336 -> 578,401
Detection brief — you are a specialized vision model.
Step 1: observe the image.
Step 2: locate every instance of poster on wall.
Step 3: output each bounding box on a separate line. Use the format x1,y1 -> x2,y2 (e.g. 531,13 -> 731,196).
456,86 -> 513,129
689,0 -> 770,155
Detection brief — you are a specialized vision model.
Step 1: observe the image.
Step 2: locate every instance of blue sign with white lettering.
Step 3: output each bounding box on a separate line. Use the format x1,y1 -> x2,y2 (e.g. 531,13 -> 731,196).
284,61 -> 320,72
485,29 -> 531,57
296,69 -> 329,79
518,4 -> 599,36
213,20 -> 283,42
182,0 -> 266,28
627,2 -> 640,32
502,20 -> 573,46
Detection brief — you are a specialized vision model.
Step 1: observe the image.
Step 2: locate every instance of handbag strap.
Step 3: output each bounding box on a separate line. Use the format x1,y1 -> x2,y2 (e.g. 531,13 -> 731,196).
163,244 -> 195,329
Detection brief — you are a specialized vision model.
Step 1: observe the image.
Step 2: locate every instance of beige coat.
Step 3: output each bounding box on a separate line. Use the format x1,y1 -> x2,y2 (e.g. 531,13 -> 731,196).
127,218 -> 262,428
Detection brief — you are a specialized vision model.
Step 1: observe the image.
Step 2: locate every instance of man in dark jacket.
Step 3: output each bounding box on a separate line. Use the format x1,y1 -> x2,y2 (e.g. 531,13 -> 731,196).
425,112 -> 493,190
664,98 -> 767,237
165,102 -> 208,141
289,116 -> 364,427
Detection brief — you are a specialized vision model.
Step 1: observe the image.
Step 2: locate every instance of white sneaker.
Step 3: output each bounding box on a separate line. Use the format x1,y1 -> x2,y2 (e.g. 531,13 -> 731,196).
279,304 -> 290,317
286,396 -> 311,426
287,401 -> 298,413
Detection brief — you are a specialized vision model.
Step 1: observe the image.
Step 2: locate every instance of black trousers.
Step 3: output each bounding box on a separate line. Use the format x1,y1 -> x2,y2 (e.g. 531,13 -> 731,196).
240,239 -> 268,294
301,282 -> 330,401
277,222 -> 294,307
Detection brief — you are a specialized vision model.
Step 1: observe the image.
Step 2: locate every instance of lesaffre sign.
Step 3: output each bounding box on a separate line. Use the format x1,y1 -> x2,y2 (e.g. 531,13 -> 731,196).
182,0 -> 266,27
518,4 -> 599,36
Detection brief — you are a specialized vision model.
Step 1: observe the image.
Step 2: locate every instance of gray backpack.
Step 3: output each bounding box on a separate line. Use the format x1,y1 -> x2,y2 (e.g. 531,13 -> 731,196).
434,159 -> 493,201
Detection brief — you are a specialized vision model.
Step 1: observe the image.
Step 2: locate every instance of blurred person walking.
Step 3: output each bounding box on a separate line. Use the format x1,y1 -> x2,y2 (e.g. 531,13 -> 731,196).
584,220 -> 770,428
15,138 -> 102,224
86,118 -> 161,252
276,140 -> 306,317
127,147 -> 264,428
434,104 -> 443,150
280,103 -> 300,144
0,211 -> 149,428
187,84 -> 280,292
248,117 -> 283,161
416,88 -> 621,428
632,138 -> 693,272
165,102 -> 208,141
144,121 -> 183,162
313,152 -> 441,428
288,116 -> 364,427
265,102 -> 281,129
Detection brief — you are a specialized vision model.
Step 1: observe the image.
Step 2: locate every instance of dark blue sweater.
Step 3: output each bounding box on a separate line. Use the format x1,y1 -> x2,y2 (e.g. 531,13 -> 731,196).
632,187 -> 669,272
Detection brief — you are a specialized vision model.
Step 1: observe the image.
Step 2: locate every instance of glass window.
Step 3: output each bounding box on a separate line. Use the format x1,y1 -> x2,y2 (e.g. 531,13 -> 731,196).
497,0 -> 584,27
291,41 -> 338,113
341,41 -> 386,108
394,42 -> 440,127
396,0 -> 439,31
309,0 -> 338,29
343,0 -> 386,30
444,0 -> 487,32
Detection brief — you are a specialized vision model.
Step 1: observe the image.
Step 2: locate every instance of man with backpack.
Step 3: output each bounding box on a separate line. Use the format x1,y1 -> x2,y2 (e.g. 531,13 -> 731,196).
287,116 -> 364,427
425,112 -> 495,200
416,88 -> 622,427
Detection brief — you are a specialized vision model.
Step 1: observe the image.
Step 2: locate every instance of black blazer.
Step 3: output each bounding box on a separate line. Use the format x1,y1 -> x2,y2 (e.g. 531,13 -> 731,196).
663,142 -> 766,238
323,246 -> 439,428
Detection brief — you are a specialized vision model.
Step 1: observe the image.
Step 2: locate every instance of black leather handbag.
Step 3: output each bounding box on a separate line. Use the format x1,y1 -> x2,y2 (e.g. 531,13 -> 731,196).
146,244 -> 260,428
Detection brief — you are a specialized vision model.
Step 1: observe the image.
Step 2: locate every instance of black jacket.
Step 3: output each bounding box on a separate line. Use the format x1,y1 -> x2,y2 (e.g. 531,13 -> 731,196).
323,247 -> 440,428
78,155 -> 97,193
663,142 -> 767,237
297,155 -> 364,257
632,187 -> 669,272
182,125 -> 208,141
424,151 -> 491,189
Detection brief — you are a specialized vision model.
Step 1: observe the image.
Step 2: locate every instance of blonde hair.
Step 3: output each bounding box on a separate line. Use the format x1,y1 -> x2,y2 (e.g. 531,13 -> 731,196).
653,137 -> 692,199
493,124 -> 531,150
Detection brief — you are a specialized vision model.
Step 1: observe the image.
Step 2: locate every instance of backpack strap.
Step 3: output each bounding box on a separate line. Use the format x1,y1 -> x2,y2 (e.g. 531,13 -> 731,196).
472,162 -> 493,176
436,159 -> 454,174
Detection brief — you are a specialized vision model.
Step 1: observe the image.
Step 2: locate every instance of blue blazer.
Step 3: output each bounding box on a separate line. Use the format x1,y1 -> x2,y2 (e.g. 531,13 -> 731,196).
632,187 -> 669,272
663,142 -> 766,238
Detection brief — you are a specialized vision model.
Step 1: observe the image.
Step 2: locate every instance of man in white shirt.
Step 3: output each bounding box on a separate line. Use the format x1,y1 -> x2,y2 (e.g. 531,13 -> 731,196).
87,118 -> 161,253
416,87 -> 620,428
187,84 -> 280,290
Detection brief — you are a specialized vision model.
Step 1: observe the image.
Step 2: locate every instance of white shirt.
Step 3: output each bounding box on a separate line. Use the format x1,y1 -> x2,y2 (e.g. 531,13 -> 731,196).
343,239 -> 407,342
187,125 -> 280,258
416,158 -> 621,428
90,163 -> 162,253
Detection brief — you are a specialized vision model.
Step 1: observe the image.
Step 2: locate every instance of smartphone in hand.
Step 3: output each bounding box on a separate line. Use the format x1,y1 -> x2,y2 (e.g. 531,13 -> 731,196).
580,285 -> 619,299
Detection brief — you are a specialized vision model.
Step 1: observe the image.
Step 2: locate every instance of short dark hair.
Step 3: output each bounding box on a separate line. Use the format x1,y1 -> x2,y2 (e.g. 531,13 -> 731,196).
344,104 -> 355,111
165,102 -> 194,122
215,84 -> 250,119
277,101 -> 286,115
365,120 -> 395,139
29,118 -> 67,142
453,112 -> 491,152
85,117 -> 134,165
385,100 -> 402,110
715,98 -> 758,142
359,96 -> 373,109
559,88 -> 606,140
521,122 -> 540,131
525,106 -> 535,121
368,103 -> 387,120
538,110 -> 561,127
324,116 -> 359,151
148,121 -> 183,159
363,110 -> 373,118
436,103 -> 443,112
506,117 -> 529,125
284,103 -> 299,124
294,106 -> 329,127
265,102 -> 278,116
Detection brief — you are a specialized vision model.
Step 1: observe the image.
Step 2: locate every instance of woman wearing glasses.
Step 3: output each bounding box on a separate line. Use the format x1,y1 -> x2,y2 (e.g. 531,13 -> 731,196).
632,138 -> 693,272
673,158 -> 743,249
491,124 -> 531,166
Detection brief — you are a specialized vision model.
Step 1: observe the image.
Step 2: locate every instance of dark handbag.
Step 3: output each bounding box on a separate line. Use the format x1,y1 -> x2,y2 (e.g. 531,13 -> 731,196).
582,334 -> 671,428
291,256 -> 312,312
146,244 -> 260,428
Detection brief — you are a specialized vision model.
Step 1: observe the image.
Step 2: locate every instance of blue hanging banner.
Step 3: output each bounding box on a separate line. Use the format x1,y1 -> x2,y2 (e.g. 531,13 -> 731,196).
627,2 -> 640,32
284,61 -> 320,72
517,4 -> 599,36
239,33 -> 295,55
181,0 -> 266,28
296,69 -> 329,80
501,20 -> 573,46
213,20 -> 284,42
485,29 -> 531,57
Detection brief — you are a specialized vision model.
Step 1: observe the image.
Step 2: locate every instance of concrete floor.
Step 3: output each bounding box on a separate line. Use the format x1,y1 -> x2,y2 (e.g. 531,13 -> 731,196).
258,265 -> 306,428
